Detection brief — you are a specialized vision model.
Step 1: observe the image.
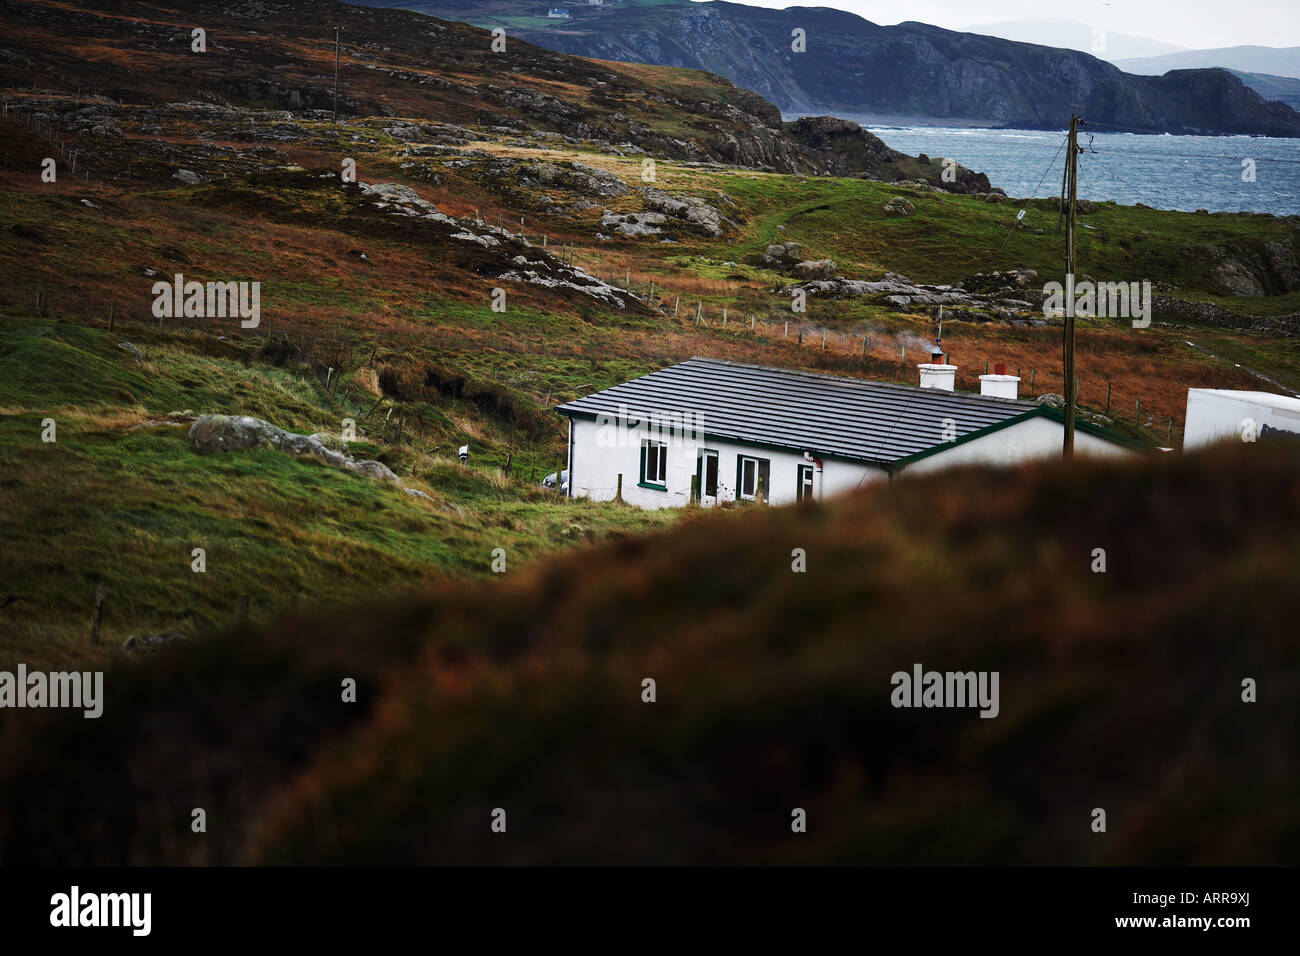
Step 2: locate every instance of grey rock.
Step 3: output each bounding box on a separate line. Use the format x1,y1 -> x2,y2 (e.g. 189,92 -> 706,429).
188,415 -> 398,483
883,196 -> 915,216
350,459 -> 400,483
600,211 -> 668,236
792,259 -> 837,280
122,632 -> 189,654
1211,260 -> 1265,296
642,188 -> 733,237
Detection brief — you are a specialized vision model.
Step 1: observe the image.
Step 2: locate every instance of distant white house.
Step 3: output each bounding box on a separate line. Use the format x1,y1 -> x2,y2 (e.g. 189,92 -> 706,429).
546,7 -> 571,18
556,357 -> 1143,510
1184,388 -> 1300,448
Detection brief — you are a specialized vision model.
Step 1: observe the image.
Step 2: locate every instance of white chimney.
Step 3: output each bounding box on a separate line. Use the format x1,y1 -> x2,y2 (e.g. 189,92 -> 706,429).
979,363 -> 1020,400
918,363 -> 957,391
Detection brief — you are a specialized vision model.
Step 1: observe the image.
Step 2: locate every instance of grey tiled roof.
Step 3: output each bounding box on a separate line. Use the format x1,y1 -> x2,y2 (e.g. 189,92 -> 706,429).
556,357 -> 1037,464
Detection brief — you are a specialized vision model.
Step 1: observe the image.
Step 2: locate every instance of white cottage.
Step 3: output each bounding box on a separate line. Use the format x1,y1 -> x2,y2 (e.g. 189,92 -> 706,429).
556,357 -> 1144,509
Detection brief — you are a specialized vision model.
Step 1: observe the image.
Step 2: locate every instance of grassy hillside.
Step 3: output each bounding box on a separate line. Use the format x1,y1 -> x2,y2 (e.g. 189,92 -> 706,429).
1,0 -> 1297,674
2,442 -> 1297,865
0,317 -> 677,669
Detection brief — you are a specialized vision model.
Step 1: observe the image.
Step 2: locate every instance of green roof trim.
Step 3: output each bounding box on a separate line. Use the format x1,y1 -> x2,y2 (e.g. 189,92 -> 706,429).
886,404 -> 1153,469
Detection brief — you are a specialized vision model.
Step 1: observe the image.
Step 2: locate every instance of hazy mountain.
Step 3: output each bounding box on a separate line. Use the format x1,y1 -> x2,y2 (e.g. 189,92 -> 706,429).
1229,71 -> 1300,110
1116,46 -> 1300,79
369,0 -> 1300,135
962,18 -> 1186,62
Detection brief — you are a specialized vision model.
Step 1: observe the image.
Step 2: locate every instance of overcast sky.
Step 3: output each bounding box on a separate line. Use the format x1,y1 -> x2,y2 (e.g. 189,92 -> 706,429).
725,1 -> 1300,50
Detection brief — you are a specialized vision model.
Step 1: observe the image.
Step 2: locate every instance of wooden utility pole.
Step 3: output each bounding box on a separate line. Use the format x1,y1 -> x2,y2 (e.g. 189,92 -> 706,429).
333,27 -> 341,123
1062,114 -> 1081,460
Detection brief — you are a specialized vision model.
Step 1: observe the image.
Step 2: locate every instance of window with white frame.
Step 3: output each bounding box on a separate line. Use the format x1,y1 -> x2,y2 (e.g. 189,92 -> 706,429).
640,439 -> 667,489
737,455 -> 770,502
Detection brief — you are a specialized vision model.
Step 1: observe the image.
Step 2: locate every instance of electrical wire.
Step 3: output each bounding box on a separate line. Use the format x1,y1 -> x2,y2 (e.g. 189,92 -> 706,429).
999,132 -> 1070,250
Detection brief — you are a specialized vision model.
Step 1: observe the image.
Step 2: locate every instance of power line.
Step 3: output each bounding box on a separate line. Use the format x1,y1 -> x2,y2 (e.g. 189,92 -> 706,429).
1081,149 -> 1169,212
999,132 -> 1069,250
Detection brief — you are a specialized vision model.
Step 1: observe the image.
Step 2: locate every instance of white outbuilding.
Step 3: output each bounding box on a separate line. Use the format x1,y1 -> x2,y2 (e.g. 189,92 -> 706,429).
1183,388 -> 1300,449
556,357 -> 1144,509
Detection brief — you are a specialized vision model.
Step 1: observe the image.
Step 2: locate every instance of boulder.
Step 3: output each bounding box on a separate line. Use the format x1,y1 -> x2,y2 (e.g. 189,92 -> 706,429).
792,259 -> 837,280
122,632 -> 189,655
755,242 -> 806,270
173,169 -> 202,185
883,196 -> 915,216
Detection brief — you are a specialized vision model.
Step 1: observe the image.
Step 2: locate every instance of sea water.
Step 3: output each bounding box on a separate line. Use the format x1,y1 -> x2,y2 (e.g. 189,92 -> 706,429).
831,121 -> 1300,215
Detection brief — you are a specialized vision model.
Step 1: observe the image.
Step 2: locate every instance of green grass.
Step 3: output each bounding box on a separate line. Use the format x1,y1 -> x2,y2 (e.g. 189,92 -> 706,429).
669,171 -> 1300,296
0,316 -> 675,668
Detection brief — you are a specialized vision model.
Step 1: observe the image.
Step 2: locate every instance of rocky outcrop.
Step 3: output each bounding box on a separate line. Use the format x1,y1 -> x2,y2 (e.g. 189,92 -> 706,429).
641,188 -> 734,237
514,161 -> 630,198
358,181 -> 448,220
601,211 -> 667,236
785,116 -> 997,194
1182,239 -> 1300,296
188,415 -> 400,483
790,271 -> 1044,321
956,269 -> 1041,294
